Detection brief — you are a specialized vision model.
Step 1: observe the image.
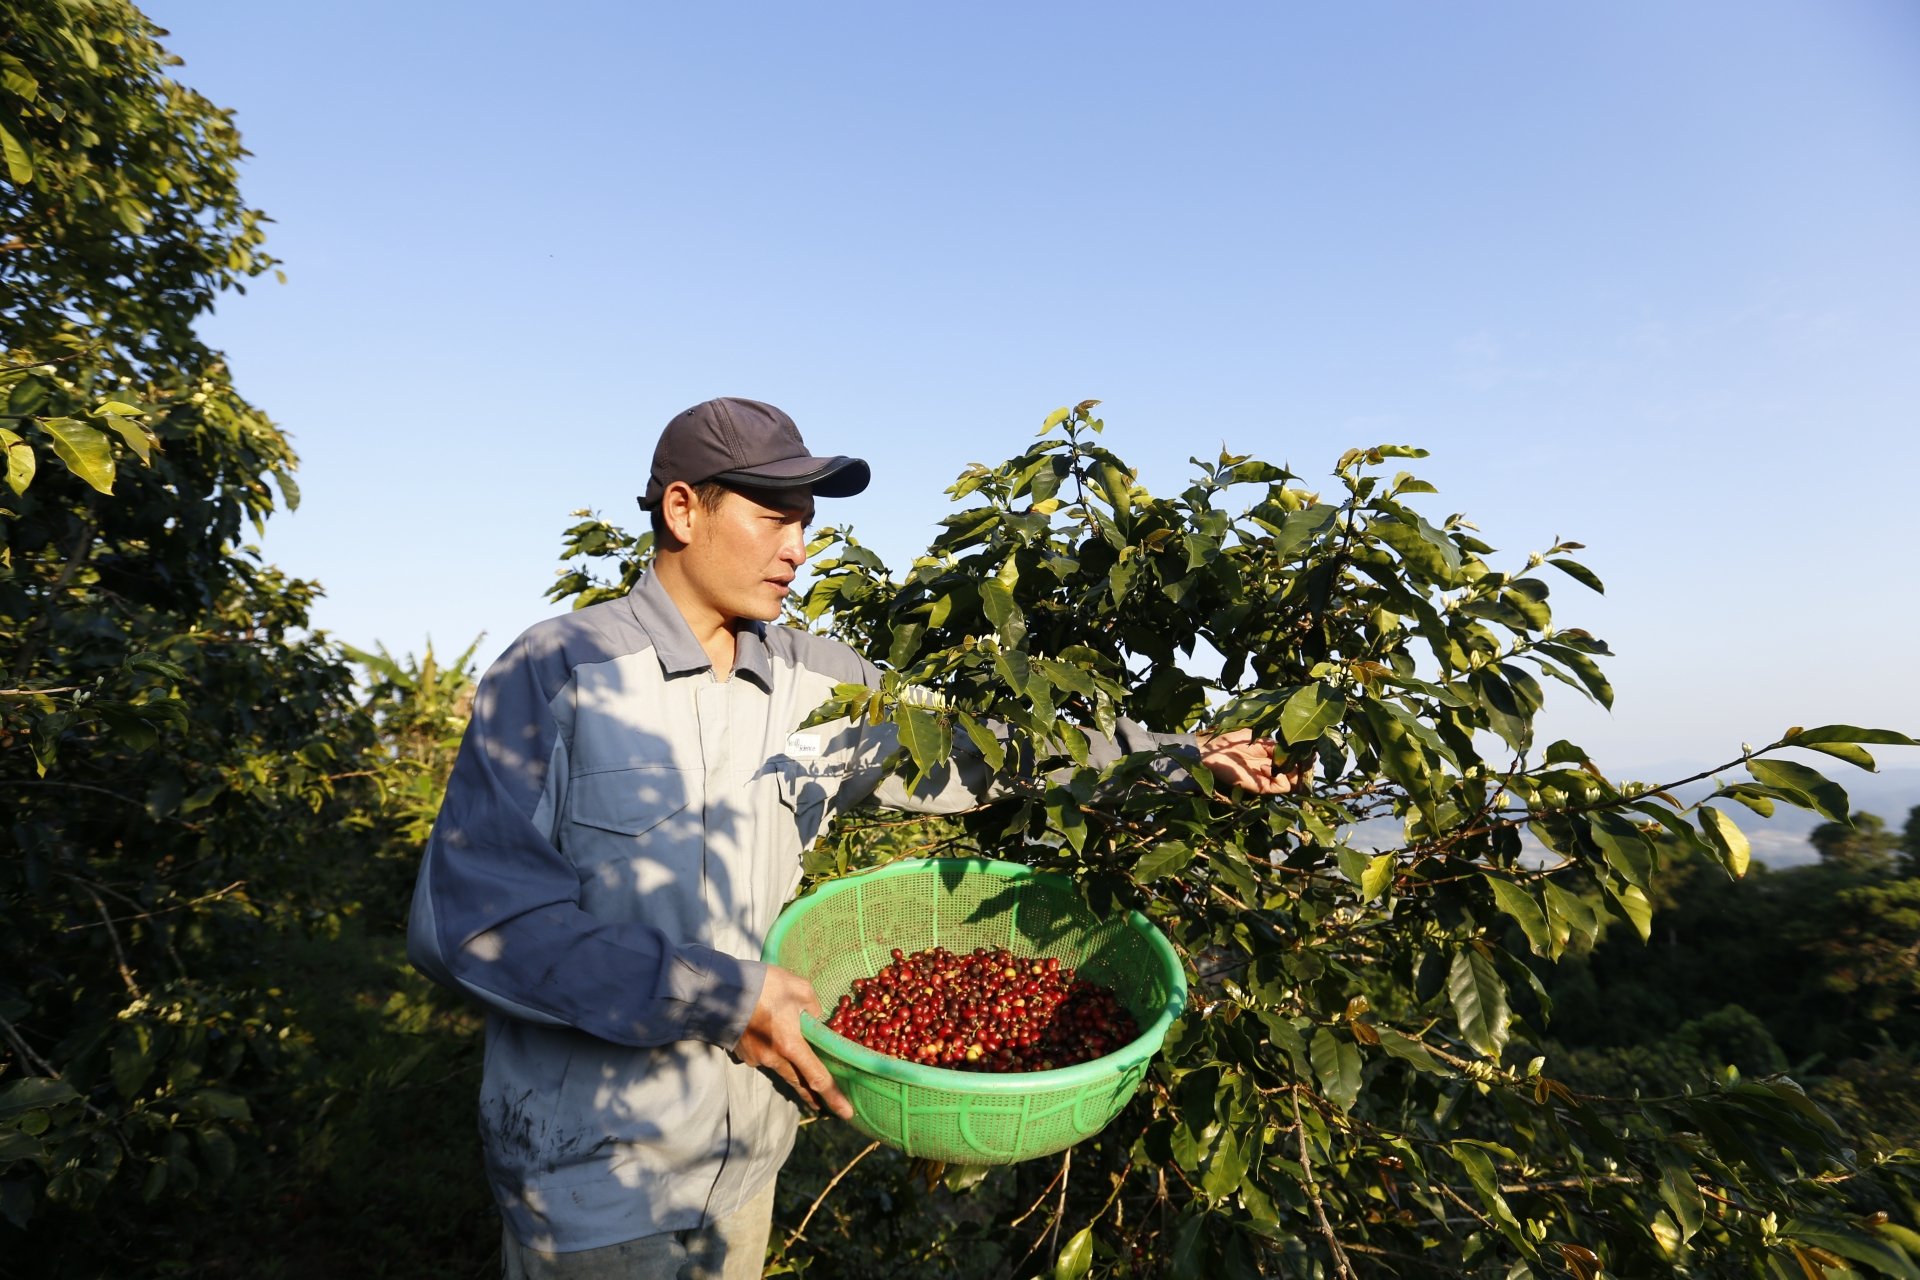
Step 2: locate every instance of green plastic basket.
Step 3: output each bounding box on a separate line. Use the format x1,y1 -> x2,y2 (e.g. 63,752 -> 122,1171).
762,857 -> 1187,1165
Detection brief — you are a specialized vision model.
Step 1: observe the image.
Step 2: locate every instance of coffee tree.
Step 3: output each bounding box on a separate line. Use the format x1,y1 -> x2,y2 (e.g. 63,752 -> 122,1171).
565,403 -> 1920,1277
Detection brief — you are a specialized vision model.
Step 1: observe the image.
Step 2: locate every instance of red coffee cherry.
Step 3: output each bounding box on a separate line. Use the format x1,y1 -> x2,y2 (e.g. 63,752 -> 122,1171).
821,945 -> 1140,1074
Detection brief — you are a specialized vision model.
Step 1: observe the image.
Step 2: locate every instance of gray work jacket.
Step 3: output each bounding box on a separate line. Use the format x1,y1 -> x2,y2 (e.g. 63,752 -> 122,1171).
407,571 -> 1183,1252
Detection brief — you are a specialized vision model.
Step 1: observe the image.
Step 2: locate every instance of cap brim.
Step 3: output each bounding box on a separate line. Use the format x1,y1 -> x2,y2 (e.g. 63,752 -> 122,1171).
711,455 -> 870,498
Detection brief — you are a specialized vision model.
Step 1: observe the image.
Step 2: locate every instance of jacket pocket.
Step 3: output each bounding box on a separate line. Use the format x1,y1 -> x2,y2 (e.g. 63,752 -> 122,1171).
772,760 -> 843,851
564,767 -> 708,930
569,765 -> 690,838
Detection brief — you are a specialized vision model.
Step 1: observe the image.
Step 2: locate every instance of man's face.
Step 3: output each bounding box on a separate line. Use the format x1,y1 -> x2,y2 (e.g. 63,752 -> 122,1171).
676,483 -> 815,625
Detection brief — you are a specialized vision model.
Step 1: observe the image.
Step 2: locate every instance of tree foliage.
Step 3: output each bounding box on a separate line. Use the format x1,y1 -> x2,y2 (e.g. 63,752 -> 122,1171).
0,2 -> 394,1250
561,402 -> 1920,1277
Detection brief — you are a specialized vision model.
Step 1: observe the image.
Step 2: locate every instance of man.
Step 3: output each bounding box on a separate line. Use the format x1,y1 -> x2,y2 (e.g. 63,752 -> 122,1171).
408,398 -> 1301,1278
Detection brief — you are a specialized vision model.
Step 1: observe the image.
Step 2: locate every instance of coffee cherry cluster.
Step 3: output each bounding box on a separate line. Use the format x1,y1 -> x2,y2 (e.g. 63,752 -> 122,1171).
825,945 -> 1139,1072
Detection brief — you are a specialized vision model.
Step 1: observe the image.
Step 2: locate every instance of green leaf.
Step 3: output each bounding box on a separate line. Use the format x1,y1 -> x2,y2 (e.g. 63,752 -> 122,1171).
1280,683 -> 1346,745
1,427 -> 34,495
1473,669 -> 1531,754
0,1078 -> 79,1115
1133,840 -> 1194,883
1704,805 -> 1751,875
183,1090 -> 252,1123
1,63 -> 39,100
1536,642 -> 1614,710
1448,947 -> 1510,1059
1054,1226 -> 1093,1280
1359,700 -> 1431,804
1658,1154 -> 1705,1242
1336,844 -> 1370,895
1607,880 -> 1652,942
1360,852 -> 1396,902
895,704 -> 949,780
1713,783 -> 1777,819
1376,1026 -> 1448,1076
37,417 -> 115,494
1257,1012 -> 1309,1078
1650,1211 -> 1681,1259
1309,1029 -> 1362,1112
1784,724 -> 1919,747
978,577 -> 1026,649
1587,813 -> 1653,893
1169,1211 -> 1207,1280
0,1130 -> 45,1163
1797,741 -> 1876,770
1201,1126 -> 1249,1202
1034,656 -> 1099,700
1483,876 -> 1550,957
112,1025 -> 157,1099
1450,1142 -> 1526,1242
1541,878 -> 1599,957
886,619 -> 925,668
1373,508 -> 1462,582
126,654 -> 189,682
1048,788 -> 1088,854
1746,758 -> 1849,823
0,120 -> 32,184
1270,503 -> 1339,561
1547,557 -> 1605,593
1779,1224 -> 1920,1280
942,1163 -> 992,1194
957,712 -> 1006,774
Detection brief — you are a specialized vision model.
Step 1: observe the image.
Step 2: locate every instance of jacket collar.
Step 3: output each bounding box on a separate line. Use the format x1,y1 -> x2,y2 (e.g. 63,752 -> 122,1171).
627,570 -> 775,691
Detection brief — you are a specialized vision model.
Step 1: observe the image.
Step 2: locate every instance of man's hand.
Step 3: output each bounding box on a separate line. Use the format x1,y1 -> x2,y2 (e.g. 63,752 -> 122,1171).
735,965 -> 854,1119
1197,728 -> 1313,797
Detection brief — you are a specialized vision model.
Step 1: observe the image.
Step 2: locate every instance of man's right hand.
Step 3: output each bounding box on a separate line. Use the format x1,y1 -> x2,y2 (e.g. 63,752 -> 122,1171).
734,965 -> 854,1120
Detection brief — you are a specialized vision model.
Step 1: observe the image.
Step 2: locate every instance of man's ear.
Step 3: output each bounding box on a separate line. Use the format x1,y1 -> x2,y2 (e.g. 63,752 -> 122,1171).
659,480 -> 699,546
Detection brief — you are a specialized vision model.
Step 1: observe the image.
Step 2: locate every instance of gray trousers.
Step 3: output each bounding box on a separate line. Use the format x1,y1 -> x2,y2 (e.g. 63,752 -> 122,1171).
501,1178 -> 778,1280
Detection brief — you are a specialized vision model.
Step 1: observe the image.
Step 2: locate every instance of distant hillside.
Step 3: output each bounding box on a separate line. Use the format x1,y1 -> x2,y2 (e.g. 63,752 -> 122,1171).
1650,765 -> 1920,868
1340,766 -> 1920,869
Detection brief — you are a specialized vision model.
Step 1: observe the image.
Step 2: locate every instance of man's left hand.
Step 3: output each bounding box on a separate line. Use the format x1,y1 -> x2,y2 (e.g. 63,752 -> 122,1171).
1197,728 -> 1312,797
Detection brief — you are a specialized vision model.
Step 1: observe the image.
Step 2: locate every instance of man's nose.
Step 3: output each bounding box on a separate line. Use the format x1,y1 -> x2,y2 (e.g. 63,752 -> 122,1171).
778,525 -> 806,566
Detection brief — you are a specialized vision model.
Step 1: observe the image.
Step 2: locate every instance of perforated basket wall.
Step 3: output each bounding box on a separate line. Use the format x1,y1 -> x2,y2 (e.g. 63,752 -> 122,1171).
762,858 -> 1186,1165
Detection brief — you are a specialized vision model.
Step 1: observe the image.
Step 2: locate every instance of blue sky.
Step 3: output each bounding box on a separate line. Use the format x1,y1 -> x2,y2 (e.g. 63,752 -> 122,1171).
151,1 -> 1920,777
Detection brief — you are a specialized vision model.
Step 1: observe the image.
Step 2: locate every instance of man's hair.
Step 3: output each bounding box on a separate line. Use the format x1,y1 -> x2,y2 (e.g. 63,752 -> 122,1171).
649,479 -> 732,546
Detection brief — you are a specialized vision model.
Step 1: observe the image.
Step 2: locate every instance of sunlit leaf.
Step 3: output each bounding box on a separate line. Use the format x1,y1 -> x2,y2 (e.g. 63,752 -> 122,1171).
37,416 -> 115,493
1054,1225 -> 1092,1280
1797,741 -> 1876,771
1784,725 -> 1918,747
1133,840 -> 1194,883
1698,805 -> 1751,878
1607,880 -> 1653,942
1360,851 -> 1396,902
1,427 -> 34,495
0,120 -> 32,183
1747,758 -> 1850,823
1280,682 -> 1346,745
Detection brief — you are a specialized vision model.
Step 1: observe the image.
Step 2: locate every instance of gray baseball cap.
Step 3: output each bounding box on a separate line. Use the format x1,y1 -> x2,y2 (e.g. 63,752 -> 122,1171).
638,397 -> 870,510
